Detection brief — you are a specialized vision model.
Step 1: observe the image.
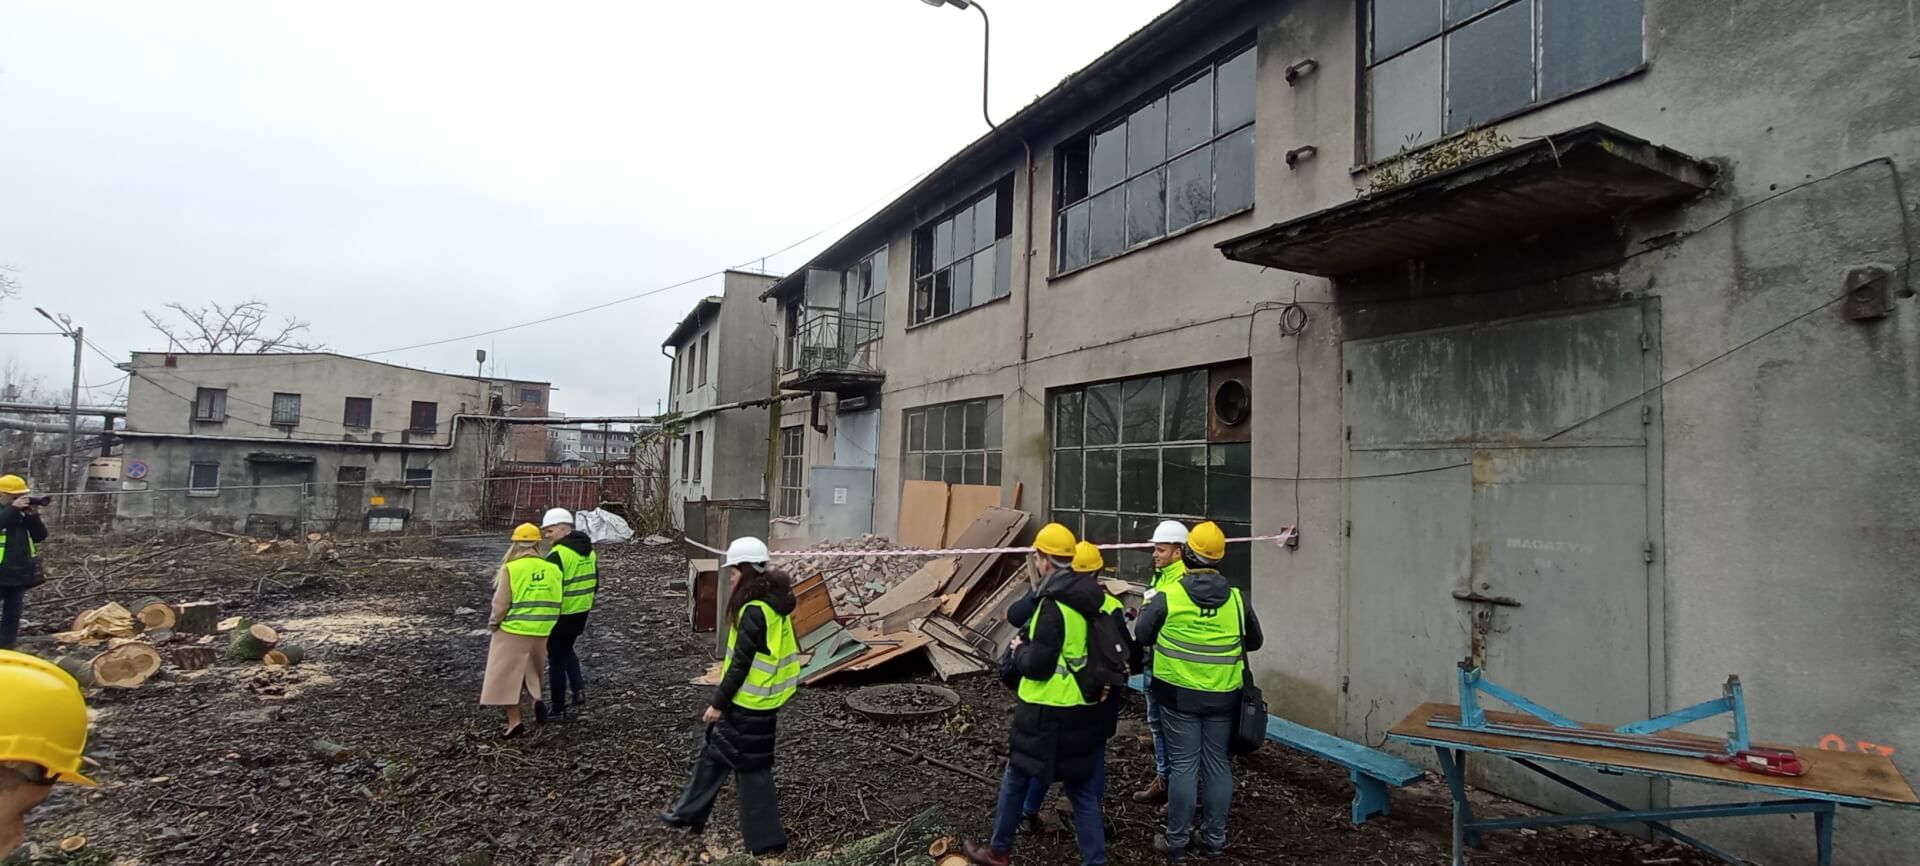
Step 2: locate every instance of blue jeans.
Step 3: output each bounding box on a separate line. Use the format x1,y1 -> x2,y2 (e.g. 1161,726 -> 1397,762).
1162,705 -> 1232,854
1143,670 -> 1169,779
991,751 -> 1106,866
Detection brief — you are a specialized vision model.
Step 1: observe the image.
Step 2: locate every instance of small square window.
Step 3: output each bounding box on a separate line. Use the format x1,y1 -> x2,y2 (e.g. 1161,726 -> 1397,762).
193,388 -> 227,422
409,401 -> 438,434
270,392 -> 301,427
343,397 -> 372,429
188,462 -> 220,495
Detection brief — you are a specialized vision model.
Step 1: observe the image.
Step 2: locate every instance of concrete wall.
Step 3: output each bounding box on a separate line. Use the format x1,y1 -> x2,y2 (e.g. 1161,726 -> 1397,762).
124,352 -> 487,441
666,272 -> 780,525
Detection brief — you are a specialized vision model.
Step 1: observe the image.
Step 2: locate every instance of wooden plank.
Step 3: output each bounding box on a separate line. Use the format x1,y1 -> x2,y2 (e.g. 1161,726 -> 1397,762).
789,574 -> 836,638
925,643 -> 990,680
942,484 -> 1003,547
1391,703 -> 1920,806
899,480 -> 950,548
863,558 -> 957,619
939,507 -> 1031,603
876,598 -> 942,635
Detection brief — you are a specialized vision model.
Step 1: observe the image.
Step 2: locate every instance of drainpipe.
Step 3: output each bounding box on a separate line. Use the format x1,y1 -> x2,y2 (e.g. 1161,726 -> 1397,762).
1019,140 -> 1035,362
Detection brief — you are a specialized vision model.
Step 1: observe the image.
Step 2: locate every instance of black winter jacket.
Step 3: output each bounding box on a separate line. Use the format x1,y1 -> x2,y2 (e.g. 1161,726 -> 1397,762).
1006,568 -> 1109,784
1133,566 -> 1264,715
708,583 -> 797,772
542,530 -> 595,570
0,505 -> 48,589
1007,586 -> 1140,740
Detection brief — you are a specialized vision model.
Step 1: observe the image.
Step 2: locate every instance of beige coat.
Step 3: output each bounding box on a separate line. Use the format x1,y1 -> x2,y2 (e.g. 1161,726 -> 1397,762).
480,561 -> 546,706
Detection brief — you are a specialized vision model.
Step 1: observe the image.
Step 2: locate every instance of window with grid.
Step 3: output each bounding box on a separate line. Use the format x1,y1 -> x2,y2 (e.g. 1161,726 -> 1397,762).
1366,0 -> 1643,161
847,247 -> 888,335
1049,369 -> 1252,585
188,462 -> 220,495
777,426 -> 805,518
1055,42 -> 1256,274
911,177 -> 1014,326
270,392 -> 302,426
409,401 -> 438,434
343,397 -> 372,429
192,388 -> 227,422
904,397 -> 1003,485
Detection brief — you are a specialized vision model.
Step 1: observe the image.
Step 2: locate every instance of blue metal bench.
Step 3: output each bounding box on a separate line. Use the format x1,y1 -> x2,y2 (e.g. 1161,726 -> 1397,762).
1128,675 -> 1425,823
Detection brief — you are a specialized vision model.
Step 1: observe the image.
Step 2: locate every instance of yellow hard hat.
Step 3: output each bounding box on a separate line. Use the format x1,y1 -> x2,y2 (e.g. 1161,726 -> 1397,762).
0,474 -> 28,496
1186,521 -> 1227,563
510,523 -> 541,543
1033,522 -> 1077,558
1071,541 -> 1104,574
0,650 -> 96,786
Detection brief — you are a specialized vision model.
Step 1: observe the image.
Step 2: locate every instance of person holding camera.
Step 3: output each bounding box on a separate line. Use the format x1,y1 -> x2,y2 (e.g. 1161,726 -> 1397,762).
0,476 -> 49,651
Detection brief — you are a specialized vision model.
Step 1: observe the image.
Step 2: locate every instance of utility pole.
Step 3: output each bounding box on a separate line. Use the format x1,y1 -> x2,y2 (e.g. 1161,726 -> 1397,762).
34,308 -> 82,516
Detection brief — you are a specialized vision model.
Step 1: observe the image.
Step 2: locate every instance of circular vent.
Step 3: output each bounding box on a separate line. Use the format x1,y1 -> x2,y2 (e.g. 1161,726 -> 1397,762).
1214,379 -> 1250,426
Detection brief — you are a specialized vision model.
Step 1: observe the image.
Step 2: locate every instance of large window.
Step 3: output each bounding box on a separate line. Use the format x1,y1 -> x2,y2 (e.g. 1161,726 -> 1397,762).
343,397 -> 372,429
1055,42 -> 1256,273
847,247 -> 888,334
1049,369 -> 1251,583
904,397 -> 1003,485
912,177 -> 1014,326
1366,0 -> 1644,160
271,392 -> 302,427
192,388 -> 227,422
409,401 -> 438,434
777,426 -> 805,518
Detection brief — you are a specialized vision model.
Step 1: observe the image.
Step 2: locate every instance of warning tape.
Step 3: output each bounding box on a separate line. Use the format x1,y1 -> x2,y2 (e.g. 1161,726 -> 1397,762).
683,526 -> 1297,559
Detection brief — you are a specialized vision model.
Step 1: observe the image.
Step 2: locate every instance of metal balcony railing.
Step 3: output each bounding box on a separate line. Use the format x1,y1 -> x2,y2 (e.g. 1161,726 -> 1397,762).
787,312 -> 882,380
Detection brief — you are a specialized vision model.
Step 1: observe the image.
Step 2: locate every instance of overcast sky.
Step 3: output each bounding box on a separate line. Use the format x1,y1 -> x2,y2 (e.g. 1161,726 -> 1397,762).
0,0 -> 1179,417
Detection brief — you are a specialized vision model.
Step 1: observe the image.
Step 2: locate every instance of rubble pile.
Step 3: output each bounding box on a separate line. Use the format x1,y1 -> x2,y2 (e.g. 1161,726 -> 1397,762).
781,535 -> 936,610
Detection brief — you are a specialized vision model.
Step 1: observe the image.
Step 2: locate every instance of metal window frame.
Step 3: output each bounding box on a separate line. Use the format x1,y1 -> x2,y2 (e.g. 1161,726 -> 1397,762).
777,425 -> 805,518
901,396 -> 1004,485
910,176 -> 1014,327
187,461 -> 220,496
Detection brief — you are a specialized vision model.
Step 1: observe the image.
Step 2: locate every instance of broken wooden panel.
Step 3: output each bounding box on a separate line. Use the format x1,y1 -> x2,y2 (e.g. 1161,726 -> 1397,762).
689,559 -> 721,633
790,573 -> 837,638
798,623 -> 867,682
942,484 -> 1002,547
926,643 -> 991,680
939,507 -> 1031,603
864,558 -> 957,620
899,480 -> 950,548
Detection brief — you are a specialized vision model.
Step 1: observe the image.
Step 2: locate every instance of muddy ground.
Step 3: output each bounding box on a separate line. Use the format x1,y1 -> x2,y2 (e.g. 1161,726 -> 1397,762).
6,536 -> 1717,866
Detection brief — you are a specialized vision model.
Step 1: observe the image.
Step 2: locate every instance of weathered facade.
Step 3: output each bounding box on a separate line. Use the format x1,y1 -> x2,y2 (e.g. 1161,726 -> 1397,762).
664,270 -> 781,527
765,1 -> 1920,862
114,352 -> 515,534
488,378 -> 555,462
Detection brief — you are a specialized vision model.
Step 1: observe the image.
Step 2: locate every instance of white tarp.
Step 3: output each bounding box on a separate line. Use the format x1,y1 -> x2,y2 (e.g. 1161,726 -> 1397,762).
576,508 -> 634,544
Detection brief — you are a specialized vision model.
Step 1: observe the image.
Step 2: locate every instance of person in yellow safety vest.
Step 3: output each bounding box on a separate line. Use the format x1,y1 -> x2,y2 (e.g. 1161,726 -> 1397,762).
0,475 -> 50,651
662,536 -> 795,857
1134,519 -> 1190,806
964,524 -> 1113,866
1132,521 -> 1264,864
0,649 -> 96,854
481,523 -> 563,738
538,508 -> 596,719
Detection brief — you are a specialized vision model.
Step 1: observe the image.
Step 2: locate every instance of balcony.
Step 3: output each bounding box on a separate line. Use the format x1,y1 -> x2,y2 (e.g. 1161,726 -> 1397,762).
782,311 -> 884,395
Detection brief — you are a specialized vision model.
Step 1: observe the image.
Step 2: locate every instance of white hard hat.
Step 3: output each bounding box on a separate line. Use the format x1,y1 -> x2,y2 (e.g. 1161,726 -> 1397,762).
1151,520 -> 1190,545
723,536 -> 771,568
541,508 -> 574,529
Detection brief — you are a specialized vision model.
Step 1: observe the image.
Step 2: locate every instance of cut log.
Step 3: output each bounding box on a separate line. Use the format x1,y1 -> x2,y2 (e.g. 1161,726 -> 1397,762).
263,644 -> 305,666
58,836 -> 86,854
54,654 -> 96,688
225,621 -> 279,662
145,628 -> 175,645
175,602 -> 222,635
172,646 -> 218,671
92,641 -> 163,688
57,602 -> 136,642
131,597 -> 178,631
308,739 -> 353,764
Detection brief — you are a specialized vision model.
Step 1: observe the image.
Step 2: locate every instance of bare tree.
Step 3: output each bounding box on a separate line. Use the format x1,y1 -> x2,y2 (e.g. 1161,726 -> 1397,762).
142,299 -> 327,353
0,264 -> 20,304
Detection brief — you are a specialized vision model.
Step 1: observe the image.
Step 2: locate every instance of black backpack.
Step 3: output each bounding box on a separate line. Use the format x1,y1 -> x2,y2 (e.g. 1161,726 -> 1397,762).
1073,602 -> 1132,704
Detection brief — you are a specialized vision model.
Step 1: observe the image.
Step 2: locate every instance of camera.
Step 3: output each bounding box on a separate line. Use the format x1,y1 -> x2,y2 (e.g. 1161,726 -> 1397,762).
24,496 -> 53,507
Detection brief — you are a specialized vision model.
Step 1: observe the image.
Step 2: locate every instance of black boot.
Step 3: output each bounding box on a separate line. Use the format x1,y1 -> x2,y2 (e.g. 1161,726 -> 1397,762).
533,700 -> 549,723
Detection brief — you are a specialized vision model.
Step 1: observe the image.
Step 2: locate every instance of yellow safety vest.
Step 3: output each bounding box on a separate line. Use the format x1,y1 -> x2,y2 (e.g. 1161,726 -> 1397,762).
499,557 -> 563,637
1017,600 -> 1092,708
727,600 -> 800,711
0,533 -> 34,565
553,546 -> 598,615
1152,577 -> 1246,694
1144,559 -> 1186,602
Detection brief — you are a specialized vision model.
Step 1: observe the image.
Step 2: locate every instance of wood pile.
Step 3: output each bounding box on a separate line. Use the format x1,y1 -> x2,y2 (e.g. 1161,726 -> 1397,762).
778,535 -> 937,611
46,596 -> 312,689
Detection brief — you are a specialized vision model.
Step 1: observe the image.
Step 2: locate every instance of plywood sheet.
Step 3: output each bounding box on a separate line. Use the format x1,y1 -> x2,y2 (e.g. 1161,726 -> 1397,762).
1391,703 -> 1920,806
940,507 -> 1032,605
942,484 -> 1003,547
899,480 -> 950,549
864,558 -> 957,619
789,574 -> 836,638
926,643 -> 990,680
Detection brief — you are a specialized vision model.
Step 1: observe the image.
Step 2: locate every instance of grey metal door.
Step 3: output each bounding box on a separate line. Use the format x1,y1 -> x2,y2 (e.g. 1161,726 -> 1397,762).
1343,303 -> 1657,814
808,466 -> 874,542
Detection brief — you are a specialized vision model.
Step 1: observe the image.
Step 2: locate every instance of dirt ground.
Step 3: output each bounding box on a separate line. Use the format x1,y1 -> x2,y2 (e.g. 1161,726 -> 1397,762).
6,537 -> 1721,866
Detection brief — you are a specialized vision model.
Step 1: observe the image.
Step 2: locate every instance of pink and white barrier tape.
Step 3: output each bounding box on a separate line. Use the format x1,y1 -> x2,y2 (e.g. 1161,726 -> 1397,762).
684,526 -> 1297,559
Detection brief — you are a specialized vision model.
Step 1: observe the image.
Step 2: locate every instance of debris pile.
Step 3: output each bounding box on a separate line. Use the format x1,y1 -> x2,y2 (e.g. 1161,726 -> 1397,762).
778,535 -> 936,611
49,595 -> 311,689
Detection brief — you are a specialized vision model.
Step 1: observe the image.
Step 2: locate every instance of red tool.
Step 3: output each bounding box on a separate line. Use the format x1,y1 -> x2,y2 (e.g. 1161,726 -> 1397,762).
1705,748 -> 1807,777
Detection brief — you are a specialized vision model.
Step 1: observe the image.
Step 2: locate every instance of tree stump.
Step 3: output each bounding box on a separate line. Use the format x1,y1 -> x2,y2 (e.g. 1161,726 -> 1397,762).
308,739 -> 353,764
92,642 -> 163,688
174,602 -> 221,635
226,621 -> 279,662
54,654 -> 96,688
172,646 -> 218,671
263,644 -> 305,666
131,597 -> 177,631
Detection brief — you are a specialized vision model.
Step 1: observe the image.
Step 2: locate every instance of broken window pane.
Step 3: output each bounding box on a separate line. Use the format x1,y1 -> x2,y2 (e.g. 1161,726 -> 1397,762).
1128,97 -> 1167,177
992,237 -> 1012,298
1215,46 -> 1256,132
1369,38 -> 1441,159
913,228 -> 932,278
933,269 -> 952,319
951,257 -> 974,312
1090,123 -> 1128,193
1055,391 -> 1084,447
972,244 -> 996,305
1539,0 -> 1644,101
1168,144 -> 1213,232
1083,512 -> 1119,546
984,397 -> 1003,449
975,193 -> 997,250
1168,70 -> 1213,155
1090,187 -> 1126,261
908,410 -> 926,451
1059,201 -> 1091,271
964,400 -> 986,449
953,204 -> 975,260
945,401 -> 965,452
1214,126 -> 1255,215
1085,383 -> 1120,446
1446,0 -> 1533,133
1373,0 -> 1443,61
1162,446 -> 1207,515
963,452 -> 985,485
1054,451 -> 1083,508
1122,376 -> 1163,443
1208,442 -> 1252,522
1447,0 -> 1506,24
1165,369 -> 1209,440
1059,137 -> 1091,204
986,451 -> 1002,485
1084,449 -> 1119,511
1120,447 -> 1160,513
1126,168 -> 1166,248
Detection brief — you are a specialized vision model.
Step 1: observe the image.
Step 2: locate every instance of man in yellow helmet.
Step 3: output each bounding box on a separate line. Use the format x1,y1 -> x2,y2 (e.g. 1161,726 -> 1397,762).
1132,521 -> 1263,863
0,649 -> 96,855
0,476 -> 50,651
965,524 -> 1112,866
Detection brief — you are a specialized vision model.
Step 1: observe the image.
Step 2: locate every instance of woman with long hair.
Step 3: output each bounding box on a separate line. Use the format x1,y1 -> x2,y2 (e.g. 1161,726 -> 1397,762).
480,523 -> 563,738
661,536 -> 797,857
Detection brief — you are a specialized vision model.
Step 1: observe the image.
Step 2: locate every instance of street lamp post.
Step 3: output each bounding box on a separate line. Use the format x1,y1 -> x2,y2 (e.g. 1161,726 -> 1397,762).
921,0 -> 996,129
